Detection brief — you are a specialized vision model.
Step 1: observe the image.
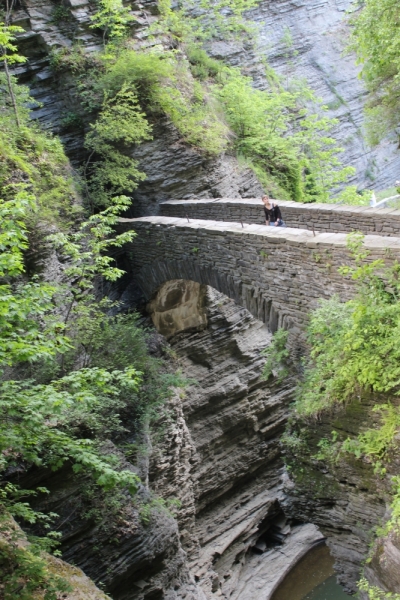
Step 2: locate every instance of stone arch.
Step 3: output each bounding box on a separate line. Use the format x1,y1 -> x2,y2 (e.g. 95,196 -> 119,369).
135,258 -> 285,334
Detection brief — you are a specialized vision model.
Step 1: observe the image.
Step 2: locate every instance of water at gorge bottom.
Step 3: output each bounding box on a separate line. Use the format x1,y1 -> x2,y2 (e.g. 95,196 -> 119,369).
271,544 -> 350,600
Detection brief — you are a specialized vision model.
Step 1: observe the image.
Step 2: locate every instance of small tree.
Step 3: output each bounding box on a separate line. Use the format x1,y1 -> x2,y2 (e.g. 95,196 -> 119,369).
0,22 -> 27,127
90,0 -> 135,46
83,84 -> 152,209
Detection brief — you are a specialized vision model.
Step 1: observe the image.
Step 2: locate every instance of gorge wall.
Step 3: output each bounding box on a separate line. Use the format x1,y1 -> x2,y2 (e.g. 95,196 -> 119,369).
235,0 -> 400,191
5,0 -> 400,598
118,211 -> 400,597
11,0 -> 400,217
149,284 -> 297,599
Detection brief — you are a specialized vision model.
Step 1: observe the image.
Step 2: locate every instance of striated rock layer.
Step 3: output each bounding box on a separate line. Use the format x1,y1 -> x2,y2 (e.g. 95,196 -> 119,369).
10,0 -> 400,213
11,0 -> 264,214
148,282 -> 322,599
209,0 -> 400,190
282,394 -> 400,596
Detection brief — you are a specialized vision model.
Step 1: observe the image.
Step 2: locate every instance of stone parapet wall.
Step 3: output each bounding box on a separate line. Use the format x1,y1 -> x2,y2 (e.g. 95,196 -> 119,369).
160,199 -> 400,237
120,216 -> 400,334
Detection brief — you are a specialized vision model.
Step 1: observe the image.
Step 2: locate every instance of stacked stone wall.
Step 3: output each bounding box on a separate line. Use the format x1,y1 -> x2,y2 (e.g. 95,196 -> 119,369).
120,216 -> 400,333
160,199 -> 400,237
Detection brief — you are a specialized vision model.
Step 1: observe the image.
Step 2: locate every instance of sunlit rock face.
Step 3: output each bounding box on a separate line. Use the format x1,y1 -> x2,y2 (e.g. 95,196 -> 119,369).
147,280 -> 208,338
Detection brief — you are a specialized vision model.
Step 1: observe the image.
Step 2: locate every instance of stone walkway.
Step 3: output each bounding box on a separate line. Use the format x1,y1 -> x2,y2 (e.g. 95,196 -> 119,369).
119,209 -> 400,333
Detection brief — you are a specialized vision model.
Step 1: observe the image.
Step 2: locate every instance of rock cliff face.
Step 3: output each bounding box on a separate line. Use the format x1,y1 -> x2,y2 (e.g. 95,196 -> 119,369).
148,282 -> 323,599
207,0 -> 400,191
282,394 -> 400,596
7,0 -> 400,597
11,0 -> 400,214
12,0 -> 264,215
14,281 -> 323,600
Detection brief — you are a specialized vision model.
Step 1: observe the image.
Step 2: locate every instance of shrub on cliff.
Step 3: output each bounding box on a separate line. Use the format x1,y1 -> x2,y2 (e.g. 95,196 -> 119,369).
350,0 -> 400,146
0,42 -> 180,595
296,233 -> 400,417
49,0 -> 362,206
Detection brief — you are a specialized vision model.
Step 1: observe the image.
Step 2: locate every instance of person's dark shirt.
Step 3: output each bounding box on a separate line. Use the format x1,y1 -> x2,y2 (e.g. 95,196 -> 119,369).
264,203 -> 282,223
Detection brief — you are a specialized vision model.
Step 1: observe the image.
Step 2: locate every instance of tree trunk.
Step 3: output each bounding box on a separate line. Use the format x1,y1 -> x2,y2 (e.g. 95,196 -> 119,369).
3,0 -> 20,127
3,55 -> 21,128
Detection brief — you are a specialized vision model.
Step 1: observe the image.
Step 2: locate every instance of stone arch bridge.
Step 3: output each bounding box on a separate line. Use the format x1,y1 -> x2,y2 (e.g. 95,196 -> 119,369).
119,198 -> 400,334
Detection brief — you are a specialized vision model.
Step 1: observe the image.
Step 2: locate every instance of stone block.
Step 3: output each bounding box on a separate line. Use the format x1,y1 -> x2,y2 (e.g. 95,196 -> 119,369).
66,0 -> 89,7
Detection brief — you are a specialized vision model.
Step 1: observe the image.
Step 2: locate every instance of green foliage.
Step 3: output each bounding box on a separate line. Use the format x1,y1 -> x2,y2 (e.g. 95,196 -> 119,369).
49,45 -> 91,74
262,329 -> 290,382
0,369 -> 141,483
59,111 -> 82,130
51,5 -> 71,25
0,515 -> 71,600
350,0 -> 400,145
215,67 -> 357,201
293,231 -> 400,589
342,404 -> 400,468
280,428 -> 306,454
295,295 -> 353,417
0,78 -> 188,565
0,189 -> 143,496
295,232 -> 400,417
217,72 -> 304,200
50,194 -> 137,285
295,111 -> 355,202
358,577 -> 400,599
0,77 -> 160,573
90,0 -> 135,45
0,21 -> 28,129
84,84 -> 151,208
0,191 -> 70,367
156,3 -> 357,202
294,229 -> 400,546
139,496 -> 181,526
336,185 -> 372,206
156,0 -> 261,43
110,49 -> 228,152
0,24 -> 196,596
50,0 -> 360,203
0,74 -> 78,224
85,48 -> 230,159
0,22 -> 27,65
313,431 -> 340,463
186,44 -> 224,80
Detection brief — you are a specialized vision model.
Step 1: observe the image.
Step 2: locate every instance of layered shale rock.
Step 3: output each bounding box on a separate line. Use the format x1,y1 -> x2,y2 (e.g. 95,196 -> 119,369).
282,395 -> 400,596
10,282 -> 318,600
6,0 -> 400,595
148,283 -> 322,599
208,0 -> 400,190
0,517 -> 110,600
10,0 -> 400,212
10,0 -> 264,212
12,447 -> 200,600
